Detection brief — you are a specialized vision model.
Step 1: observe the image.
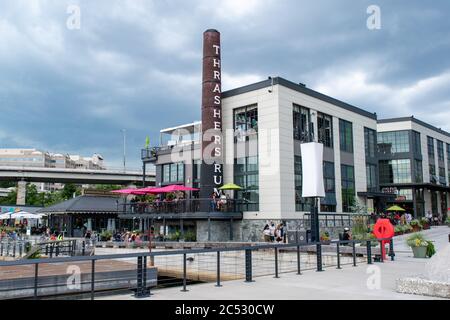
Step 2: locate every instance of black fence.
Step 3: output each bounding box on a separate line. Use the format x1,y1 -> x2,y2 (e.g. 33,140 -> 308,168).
118,199 -> 247,214
0,237 -> 395,300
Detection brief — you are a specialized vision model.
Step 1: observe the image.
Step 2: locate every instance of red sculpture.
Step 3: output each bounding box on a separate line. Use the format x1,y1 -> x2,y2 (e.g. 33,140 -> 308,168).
373,219 -> 394,259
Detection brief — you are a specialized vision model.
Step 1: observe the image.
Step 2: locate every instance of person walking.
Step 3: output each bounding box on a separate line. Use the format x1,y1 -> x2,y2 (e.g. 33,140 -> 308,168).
269,222 -> 276,242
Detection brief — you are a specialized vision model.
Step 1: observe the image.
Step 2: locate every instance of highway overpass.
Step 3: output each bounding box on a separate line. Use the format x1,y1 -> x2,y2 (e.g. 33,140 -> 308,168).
0,166 -> 155,185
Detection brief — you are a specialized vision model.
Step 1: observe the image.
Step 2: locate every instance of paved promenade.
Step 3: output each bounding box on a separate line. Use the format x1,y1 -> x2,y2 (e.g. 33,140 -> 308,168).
98,227 -> 449,300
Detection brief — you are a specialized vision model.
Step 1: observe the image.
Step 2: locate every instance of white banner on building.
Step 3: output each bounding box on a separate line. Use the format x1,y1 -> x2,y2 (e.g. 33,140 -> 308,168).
301,142 -> 325,198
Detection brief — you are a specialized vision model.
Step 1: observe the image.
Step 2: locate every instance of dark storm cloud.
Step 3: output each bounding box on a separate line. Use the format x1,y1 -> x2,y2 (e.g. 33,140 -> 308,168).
0,0 -> 449,167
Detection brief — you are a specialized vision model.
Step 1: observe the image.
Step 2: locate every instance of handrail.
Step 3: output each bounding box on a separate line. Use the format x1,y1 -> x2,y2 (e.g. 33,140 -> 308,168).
0,237 -> 394,267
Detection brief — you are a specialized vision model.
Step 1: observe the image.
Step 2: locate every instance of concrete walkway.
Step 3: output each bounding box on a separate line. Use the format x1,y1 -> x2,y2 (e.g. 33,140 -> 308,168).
97,227 -> 449,300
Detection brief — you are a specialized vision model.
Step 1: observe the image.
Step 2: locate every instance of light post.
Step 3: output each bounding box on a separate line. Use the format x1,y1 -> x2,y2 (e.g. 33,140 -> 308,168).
121,129 -> 126,172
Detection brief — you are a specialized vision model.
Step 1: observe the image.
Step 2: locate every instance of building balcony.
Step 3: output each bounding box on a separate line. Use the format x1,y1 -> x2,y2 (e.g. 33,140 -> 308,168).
117,198 -> 244,220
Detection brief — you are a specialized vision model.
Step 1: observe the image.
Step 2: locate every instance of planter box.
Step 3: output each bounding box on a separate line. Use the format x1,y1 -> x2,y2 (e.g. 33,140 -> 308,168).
412,246 -> 427,258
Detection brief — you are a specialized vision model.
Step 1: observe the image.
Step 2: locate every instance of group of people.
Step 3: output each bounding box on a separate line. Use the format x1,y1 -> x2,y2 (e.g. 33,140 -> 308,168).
262,221 -> 285,243
210,192 -> 231,212
370,210 -> 444,226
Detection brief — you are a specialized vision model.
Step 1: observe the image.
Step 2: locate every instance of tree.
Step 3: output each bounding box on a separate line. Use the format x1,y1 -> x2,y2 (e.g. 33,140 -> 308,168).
61,183 -> 81,200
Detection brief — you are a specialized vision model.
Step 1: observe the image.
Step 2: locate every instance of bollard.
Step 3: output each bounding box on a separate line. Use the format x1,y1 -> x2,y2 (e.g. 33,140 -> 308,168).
352,242 -> 357,267
336,243 -> 341,269
316,244 -> 323,272
181,253 -> 188,292
389,239 -> 395,261
367,241 -> 372,264
297,245 -> 302,275
379,241 -> 384,263
34,264 -> 39,299
274,247 -> 279,278
245,249 -> 253,282
91,260 -> 95,300
216,251 -> 222,287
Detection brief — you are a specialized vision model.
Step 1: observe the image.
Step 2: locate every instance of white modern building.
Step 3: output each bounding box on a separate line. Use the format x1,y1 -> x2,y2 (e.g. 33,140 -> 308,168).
377,117 -> 450,219
144,77 -> 387,241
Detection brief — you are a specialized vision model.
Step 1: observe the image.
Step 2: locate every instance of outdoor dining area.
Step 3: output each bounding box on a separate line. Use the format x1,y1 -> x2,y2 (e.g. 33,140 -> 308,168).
113,183 -> 245,215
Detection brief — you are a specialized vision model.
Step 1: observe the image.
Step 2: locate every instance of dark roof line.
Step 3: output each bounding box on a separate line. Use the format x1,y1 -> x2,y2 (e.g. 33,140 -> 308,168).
378,117 -> 450,139
222,77 -> 378,120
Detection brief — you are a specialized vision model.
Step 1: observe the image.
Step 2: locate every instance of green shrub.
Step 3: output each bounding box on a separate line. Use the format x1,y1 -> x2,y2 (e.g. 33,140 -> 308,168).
168,230 -> 181,241
100,230 -> 113,241
183,231 -> 197,242
426,241 -> 436,258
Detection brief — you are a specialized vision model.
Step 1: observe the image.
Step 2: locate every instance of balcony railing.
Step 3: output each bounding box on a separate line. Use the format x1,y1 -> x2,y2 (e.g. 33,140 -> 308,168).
118,198 -> 247,215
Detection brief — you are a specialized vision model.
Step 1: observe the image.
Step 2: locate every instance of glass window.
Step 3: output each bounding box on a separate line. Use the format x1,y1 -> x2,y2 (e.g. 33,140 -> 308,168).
322,161 -> 336,212
234,104 -> 258,142
318,112 -> 333,148
414,160 -> 423,183
364,127 -> 377,158
397,189 -> 413,201
193,160 -> 201,182
294,156 -> 310,212
377,131 -> 410,154
379,159 -> 411,184
339,119 -> 353,153
427,136 -> 435,159
341,165 -> 355,212
412,131 -> 421,155
366,164 -> 378,192
439,167 -> 446,185
437,140 -> 444,161
293,104 -> 310,142
170,163 -> 178,182
234,156 -> 259,211
163,164 -> 170,182
429,164 -> 437,184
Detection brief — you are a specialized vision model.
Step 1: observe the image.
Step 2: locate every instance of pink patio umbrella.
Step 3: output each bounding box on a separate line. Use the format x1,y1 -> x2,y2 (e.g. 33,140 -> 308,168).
157,185 -> 199,193
138,187 -> 163,194
111,188 -> 146,195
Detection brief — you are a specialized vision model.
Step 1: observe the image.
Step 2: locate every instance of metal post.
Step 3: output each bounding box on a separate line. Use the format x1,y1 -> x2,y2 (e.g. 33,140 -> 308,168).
135,256 -> 143,297
352,242 -> 357,267
316,243 -> 323,272
91,260 -> 95,300
379,241 -> 384,263
336,243 -> 341,269
208,218 -> 211,242
274,247 -> 279,278
13,242 -> 16,258
82,241 -> 85,256
297,245 -> 301,275
245,249 -> 253,282
215,251 -> 222,287
142,162 -> 146,187
367,241 -> 373,264
389,238 -> 395,261
34,264 -> 39,299
229,218 -> 233,241
181,253 -> 188,292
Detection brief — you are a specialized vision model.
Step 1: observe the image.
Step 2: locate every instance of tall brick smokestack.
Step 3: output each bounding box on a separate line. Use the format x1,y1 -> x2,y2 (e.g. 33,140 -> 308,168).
200,29 -> 223,206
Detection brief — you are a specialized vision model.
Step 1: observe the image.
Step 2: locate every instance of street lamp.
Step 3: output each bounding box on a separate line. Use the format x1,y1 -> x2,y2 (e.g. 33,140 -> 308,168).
121,129 -> 126,172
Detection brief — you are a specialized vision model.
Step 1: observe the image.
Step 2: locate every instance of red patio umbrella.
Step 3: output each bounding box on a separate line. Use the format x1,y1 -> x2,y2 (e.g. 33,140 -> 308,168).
138,187 -> 163,194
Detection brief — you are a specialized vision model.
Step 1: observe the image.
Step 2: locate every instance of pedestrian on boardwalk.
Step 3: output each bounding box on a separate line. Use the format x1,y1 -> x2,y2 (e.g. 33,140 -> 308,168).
263,224 -> 271,242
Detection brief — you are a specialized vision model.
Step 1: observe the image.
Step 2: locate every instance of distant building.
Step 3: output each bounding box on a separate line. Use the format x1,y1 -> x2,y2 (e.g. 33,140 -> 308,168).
0,148 -> 106,192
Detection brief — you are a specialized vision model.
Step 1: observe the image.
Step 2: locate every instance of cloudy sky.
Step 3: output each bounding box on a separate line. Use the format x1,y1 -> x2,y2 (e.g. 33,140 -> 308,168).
1,0 -> 449,168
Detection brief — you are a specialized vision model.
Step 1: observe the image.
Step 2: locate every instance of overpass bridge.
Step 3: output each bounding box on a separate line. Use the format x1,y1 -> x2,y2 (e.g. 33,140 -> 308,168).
0,166 -> 155,205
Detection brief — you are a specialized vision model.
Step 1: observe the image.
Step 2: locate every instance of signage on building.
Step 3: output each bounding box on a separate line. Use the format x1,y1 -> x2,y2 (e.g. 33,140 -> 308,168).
200,29 -> 223,202
382,187 -> 398,195
395,196 -> 407,201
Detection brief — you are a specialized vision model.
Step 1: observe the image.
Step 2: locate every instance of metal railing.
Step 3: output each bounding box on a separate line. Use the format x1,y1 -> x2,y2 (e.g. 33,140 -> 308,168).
0,237 -> 395,300
303,213 -> 370,229
118,199 -> 245,214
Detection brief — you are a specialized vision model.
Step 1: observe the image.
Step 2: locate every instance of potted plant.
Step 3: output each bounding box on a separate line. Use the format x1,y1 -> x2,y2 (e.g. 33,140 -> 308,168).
446,217 -> 450,227
320,231 -> 331,244
420,217 -> 430,230
403,224 -> 413,234
409,219 -> 422,232
394,225 -> 403,236
100,230 -> 113,241
406,233 -> 434,258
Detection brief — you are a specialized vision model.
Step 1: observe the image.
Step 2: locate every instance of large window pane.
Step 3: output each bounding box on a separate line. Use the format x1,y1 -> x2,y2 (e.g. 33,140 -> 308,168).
293,104 -> 310,142
318,112 -> 333,148
364,127 -> 377,158
234,156 -> 259,211
379,159 -> 411,184
234,104 -> 258,142
341,165 -> 355,212
377,131 -> 410,154
339,119 -> 353,153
